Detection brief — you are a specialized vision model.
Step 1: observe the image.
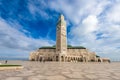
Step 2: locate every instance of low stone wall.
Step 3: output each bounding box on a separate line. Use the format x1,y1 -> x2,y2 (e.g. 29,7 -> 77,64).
0,66 -> 24,70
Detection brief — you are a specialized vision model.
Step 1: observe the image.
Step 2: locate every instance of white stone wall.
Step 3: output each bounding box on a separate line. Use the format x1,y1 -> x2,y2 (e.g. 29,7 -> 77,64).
29,48 -> 97,62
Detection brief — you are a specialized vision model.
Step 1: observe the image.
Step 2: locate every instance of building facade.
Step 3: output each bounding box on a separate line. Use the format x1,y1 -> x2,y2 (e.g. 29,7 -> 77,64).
29,15 -> 105,62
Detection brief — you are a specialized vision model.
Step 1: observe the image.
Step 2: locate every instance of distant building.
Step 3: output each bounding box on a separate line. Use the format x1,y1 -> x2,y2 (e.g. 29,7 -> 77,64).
29,14 -> 109,62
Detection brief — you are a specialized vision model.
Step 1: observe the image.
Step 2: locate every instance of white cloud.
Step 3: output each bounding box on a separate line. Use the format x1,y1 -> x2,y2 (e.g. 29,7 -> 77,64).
69,15 -> 98,44
49,0 -> 110,24
27,0 -> 52,20
105,1 -> 120,23
82,15 -> 98,34
0,18 -> 54,58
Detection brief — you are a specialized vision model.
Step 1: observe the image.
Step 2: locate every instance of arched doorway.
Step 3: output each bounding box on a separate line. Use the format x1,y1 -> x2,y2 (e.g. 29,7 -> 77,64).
56,56 -> 59,61
39,57 -> 42,62
98,59 -> 101,62
61,56 -> 64,62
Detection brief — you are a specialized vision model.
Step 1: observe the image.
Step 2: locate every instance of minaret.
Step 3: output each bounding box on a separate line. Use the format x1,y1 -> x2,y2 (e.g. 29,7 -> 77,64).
56,14 -> 67,62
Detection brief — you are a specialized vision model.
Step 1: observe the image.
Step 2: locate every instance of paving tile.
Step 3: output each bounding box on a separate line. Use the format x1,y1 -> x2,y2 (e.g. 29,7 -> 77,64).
5,77 -> 23,80
0,61 -> 120,80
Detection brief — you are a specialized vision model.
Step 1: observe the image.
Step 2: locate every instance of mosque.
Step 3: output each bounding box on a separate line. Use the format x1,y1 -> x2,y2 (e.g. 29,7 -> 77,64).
29,15 -> 109,62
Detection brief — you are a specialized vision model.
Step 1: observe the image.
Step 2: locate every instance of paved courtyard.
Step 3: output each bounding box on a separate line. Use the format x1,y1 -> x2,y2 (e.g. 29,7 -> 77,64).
0,61 -> 120,80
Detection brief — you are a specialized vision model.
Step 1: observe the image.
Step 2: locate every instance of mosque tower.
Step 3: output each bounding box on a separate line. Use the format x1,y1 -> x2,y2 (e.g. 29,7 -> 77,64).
56,14 -> 67,61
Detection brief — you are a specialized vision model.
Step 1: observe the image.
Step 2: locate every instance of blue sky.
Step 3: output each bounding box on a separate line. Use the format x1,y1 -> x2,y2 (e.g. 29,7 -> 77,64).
0,0 -> 120,60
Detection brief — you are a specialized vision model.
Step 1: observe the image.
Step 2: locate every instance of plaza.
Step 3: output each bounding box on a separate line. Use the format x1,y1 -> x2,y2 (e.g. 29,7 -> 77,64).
0,61 -> 120,80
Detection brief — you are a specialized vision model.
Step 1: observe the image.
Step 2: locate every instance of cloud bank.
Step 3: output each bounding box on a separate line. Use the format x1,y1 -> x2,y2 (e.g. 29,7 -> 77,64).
0,18 -> 54,58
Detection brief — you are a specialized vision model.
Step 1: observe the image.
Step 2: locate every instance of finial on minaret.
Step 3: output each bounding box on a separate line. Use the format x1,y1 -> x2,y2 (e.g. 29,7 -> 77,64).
57,14 -> 65,26
59,14 -> 64,21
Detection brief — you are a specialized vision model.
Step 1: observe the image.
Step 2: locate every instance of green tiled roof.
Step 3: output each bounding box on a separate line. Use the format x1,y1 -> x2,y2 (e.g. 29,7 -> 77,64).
39,46 -> 55,49
39,46 -> 86,49
67,46 -> 86,49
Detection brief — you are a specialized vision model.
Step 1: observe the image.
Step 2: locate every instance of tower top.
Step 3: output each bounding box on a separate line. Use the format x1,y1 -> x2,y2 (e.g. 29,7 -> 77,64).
59,14 -> 64,21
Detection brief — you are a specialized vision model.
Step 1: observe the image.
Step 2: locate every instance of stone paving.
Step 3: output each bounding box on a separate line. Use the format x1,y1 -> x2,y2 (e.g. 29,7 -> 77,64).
0,61 -> 120,80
